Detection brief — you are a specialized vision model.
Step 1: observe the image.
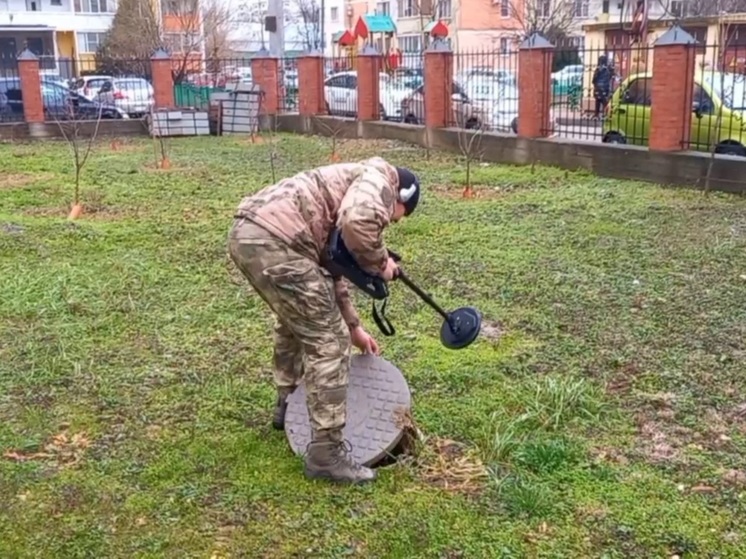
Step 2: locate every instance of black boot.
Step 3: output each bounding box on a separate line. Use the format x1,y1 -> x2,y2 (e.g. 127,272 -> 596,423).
272,387 -> 293,430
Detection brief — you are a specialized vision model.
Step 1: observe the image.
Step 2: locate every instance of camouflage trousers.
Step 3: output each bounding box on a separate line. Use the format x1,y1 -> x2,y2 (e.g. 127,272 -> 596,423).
227,218 -> 351,439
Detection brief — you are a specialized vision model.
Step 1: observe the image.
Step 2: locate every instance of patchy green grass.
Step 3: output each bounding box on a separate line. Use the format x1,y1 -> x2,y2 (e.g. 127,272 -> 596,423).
1,133 -> 746,558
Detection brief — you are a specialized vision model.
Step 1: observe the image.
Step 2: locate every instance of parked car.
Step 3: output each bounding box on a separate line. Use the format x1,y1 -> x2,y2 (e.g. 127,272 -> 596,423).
72,75 -> 114,100
94,77 -> 154,118
0,77 -> 128,121
552,64 -> 584,96
462,78 -> 558,134
324,71 -> 408,120
400,81 -> 486,129
602,71 -> 746,156
464,78 -> 520,133
457,67 -> 516,87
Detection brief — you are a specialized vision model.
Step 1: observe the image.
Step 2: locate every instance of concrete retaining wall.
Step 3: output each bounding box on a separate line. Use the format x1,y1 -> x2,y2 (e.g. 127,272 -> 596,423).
277,115 -> 746,195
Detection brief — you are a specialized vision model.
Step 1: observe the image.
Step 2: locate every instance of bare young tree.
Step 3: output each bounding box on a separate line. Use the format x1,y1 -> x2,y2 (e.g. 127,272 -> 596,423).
703,9 -> 737,192
313,115 -> 348,161
456,126 -> 484,198
145,105 -> 172,169
54,100 -> 105,219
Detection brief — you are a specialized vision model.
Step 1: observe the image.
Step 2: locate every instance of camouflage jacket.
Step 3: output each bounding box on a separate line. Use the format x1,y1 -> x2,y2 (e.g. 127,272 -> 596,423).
234,157 -> 400,328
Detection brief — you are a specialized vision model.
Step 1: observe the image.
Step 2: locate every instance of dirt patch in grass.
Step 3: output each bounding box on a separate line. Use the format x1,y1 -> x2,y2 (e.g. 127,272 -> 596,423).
480,320 -> 504,341
431,183 -> 515,199
2,172 -> 55,189
3,428 -> 91,469
22,204 -> 133,220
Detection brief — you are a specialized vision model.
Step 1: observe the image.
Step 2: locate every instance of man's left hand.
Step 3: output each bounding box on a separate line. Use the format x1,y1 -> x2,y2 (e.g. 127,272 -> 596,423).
350,326 -> 380,355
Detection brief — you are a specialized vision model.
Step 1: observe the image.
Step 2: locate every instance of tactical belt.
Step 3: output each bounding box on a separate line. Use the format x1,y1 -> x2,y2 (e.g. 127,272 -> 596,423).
322,228 -> 399,337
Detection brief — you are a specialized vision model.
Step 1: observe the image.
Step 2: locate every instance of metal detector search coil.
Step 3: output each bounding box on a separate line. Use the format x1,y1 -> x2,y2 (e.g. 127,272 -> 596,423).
323,229 -> 483,350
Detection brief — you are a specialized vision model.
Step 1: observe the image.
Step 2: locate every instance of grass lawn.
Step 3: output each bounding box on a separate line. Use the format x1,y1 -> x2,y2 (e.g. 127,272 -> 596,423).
1,133 -> 745,558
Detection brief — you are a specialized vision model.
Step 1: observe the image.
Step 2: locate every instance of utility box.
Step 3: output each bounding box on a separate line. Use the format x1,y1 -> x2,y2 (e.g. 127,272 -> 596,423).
149,108 -> 210,137
219,83 -> 262,135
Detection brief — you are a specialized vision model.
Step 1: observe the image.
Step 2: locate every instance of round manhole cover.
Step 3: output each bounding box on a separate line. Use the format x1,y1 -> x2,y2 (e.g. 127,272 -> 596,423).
285,354 -> 412,467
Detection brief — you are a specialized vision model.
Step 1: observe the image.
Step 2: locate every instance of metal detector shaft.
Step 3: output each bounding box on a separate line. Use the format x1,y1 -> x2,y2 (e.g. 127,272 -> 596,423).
396,270 -> 452,324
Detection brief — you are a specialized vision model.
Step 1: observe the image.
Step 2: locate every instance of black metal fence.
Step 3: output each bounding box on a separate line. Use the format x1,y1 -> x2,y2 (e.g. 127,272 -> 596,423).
547,41 -> 653,142
450,48 -> 519,132
683,44 -> 746,156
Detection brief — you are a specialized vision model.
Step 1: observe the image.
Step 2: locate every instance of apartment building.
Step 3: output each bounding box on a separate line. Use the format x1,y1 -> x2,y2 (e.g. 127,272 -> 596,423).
0,0 -> 201,77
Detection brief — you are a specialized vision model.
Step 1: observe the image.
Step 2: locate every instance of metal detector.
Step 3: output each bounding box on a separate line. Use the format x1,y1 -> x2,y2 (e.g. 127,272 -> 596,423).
323,229 -> 482,350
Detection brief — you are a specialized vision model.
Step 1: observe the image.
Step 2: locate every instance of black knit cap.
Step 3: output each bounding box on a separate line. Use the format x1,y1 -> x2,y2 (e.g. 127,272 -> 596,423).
396,167 -> 420,216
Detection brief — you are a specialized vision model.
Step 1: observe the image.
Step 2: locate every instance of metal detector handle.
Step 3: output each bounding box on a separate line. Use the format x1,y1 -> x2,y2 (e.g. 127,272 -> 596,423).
395,269 -> 453,324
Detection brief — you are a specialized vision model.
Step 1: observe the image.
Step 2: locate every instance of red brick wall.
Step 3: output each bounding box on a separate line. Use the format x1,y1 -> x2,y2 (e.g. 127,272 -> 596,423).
151,56 -> 175,109
424,49 -> 453,128
298,55 -> 326,116
357,53 -> 382,121
649,44 -> 695,152
251,57 -> 281,114
18,56 -> 44,123
517,47 -> 553,138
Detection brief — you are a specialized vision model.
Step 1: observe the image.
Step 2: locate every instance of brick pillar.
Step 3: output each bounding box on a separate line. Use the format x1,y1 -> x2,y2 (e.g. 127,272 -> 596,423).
424,39 -> 453,128
357,46 -> 382,121
517,34 -> 554,138
18,50 -> 44,123
298,52 -> 326,116
251,51 -> 281,114
650,26 -> 697,152
151,48 -> 175,108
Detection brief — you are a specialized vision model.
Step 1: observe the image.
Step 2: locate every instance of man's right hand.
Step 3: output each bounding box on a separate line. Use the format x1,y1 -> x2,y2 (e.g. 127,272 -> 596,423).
380,257 -> 399,282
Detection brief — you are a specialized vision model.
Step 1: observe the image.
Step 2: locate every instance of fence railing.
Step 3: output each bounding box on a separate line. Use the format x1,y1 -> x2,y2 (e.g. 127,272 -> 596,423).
2,39 -> 746,160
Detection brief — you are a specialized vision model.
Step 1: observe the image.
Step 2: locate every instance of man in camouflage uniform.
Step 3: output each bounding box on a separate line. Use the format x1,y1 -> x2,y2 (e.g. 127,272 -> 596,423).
227,157 -> 421,484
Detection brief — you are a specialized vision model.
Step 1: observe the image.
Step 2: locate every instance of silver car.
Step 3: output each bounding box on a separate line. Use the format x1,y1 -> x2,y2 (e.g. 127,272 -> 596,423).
95,77 -> 154,118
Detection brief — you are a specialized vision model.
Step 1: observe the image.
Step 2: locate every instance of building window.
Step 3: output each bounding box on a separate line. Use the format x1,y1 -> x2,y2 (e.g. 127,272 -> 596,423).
572,0 -> 588,18
50,0 -> 62,5
670,0 -> 687,17
376,1 -> 389,15
437,0 -> 451,18
402,0 -> 415,17
500,0 -> 509,17
399,34 -> 422,53
330,6 -> 338,20
499,37 -> 508,54
77,32 -> 107,53
164,32 -> 201,54
74,0 -> 117,13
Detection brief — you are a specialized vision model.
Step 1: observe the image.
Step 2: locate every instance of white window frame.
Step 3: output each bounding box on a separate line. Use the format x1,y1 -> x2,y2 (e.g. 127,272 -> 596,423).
401,0 -> 416,17
399,34 -> 422,53
164,31 -> 201,54
74,0 -> 117,13
77,31 -> 107,53
437,0 -> 452,18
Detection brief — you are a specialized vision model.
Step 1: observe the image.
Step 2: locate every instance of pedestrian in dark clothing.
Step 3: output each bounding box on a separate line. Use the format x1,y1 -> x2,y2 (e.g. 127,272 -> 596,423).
592,55 -> 613,118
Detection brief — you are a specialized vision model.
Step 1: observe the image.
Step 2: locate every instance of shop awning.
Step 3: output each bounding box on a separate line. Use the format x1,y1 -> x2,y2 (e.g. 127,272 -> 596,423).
360,14 -> 396,34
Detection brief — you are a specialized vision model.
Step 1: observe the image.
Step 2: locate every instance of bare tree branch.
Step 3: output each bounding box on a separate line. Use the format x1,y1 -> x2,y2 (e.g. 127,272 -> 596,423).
288,0 -> 322,51
505,0 -> 576,43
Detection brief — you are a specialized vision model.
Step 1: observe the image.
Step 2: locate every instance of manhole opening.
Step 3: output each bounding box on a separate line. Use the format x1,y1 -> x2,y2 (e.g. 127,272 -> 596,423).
373,424 -> 419,468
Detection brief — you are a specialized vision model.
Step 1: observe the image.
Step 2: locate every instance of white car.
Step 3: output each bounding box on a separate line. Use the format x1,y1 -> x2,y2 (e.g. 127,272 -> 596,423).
464,79 -> 556,134
72,75 -> 114,100
324,71 -> 413,120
